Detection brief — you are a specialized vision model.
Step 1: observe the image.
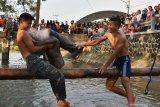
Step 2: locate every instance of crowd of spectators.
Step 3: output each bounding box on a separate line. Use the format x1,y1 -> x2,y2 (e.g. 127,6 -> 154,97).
0,3 -> 160,39
121,4 -> 160,33
39,4 -> 160,38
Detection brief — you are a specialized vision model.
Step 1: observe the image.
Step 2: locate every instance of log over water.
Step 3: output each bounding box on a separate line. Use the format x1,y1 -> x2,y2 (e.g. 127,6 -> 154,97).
0,67 -> 160,80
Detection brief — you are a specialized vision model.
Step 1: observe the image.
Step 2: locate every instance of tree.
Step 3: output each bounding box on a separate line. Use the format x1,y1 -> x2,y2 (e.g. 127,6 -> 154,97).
16,0 -> 36,16
0,0 -> 15,13
16,0 -> 45,27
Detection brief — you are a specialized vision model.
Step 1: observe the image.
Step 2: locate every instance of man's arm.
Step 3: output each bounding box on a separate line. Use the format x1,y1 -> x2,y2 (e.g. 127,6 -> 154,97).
77,33 -> 108,47
99,38 -> 125,74
22,31 -> 52,53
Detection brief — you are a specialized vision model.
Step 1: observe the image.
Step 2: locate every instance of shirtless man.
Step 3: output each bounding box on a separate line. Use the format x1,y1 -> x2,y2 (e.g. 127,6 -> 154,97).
16,13 -> 70,107
77,17 -> 135,107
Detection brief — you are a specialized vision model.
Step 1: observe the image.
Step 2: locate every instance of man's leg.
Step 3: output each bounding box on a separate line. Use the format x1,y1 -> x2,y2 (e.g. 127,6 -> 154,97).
50,30 -> 83,58
121,77 -> 135,106
106,77 -> 127,97
27,55 -> 69,107
46,36 -> 64,69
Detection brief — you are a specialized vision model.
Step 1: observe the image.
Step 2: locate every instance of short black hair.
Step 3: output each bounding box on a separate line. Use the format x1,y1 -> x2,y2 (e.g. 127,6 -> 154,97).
109,17 -> 121,28
18,13 -> 35,23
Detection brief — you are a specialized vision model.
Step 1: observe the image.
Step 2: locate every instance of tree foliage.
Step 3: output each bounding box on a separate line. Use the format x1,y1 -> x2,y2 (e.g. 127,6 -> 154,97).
0,0 -> 15,12
0,0 -> 36,16
17,0 -> 36,16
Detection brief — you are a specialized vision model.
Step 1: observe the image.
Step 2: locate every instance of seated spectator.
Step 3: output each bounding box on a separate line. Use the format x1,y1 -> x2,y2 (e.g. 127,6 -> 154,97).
125,17 -> 132,25
146,6 -> 154,21
120,15 -> 125,24
122,24 -> 131,33
131,17 -> 141,32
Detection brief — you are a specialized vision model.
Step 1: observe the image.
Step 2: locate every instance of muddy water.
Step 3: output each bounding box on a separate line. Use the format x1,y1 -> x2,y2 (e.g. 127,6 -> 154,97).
0,52 -> 160,107
0,34 -> 160,107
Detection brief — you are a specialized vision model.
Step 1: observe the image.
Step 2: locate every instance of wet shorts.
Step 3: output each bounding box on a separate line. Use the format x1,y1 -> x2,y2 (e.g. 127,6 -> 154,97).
112,55 -> 133,77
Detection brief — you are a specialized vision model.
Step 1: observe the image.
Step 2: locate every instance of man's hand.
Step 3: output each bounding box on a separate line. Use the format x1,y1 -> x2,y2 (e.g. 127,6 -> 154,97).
98,65 -> 108,74
45,44 -> 53,49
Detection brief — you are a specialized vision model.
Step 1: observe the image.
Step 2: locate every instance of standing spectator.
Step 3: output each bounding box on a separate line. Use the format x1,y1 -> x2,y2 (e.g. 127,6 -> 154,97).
60,22 -> 65,33
40,19 -> 47,30
0,16 -> 5,28
4,17 -> 13,39
153,6 -> 159,15
65,21 -> 69,33
49,20 -> 53,29
88,26 -> 94,38
82,22 -> 87,34
51,20 -> 57,31
97,24 -> 105,37
140,10 -> 147,22
158,4 -> 160,29
11,19 -> 18,40
146,6 -> 154,21
46,20 -> 50,28
56,21 -> 60,33
75,22 -> 81,34
136,10 -> 141,22
153,5 -> 160,30
70,20 -> 75,34
131,12 -> 136,22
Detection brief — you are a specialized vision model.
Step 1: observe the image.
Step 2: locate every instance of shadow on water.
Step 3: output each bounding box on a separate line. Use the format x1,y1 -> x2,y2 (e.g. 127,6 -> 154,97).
0,52 -> 160,107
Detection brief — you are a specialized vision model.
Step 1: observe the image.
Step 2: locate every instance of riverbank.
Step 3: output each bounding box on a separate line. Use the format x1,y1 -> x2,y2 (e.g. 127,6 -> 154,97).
77,48 -> 160,67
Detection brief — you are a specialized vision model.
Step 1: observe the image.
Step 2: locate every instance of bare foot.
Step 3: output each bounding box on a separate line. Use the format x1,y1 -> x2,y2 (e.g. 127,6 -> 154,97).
128,95 -> 136,107
133,95 -> 136,103
57,99 -> 70,107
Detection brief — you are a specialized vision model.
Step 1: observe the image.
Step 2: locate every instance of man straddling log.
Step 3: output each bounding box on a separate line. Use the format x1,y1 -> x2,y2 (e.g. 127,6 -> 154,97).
77,17 -> 135,107
16,13 -> 70,107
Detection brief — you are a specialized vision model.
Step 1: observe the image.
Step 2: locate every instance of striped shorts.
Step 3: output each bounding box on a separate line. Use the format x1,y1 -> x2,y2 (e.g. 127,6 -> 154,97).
112,55 -> 133,77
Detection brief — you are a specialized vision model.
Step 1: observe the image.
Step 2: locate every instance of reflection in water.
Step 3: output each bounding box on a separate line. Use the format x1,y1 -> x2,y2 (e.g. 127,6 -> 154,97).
0,52 -> 160,107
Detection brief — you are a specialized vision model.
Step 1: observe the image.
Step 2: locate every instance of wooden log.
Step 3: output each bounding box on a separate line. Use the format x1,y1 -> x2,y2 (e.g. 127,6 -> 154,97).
0,67 -> 160,80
